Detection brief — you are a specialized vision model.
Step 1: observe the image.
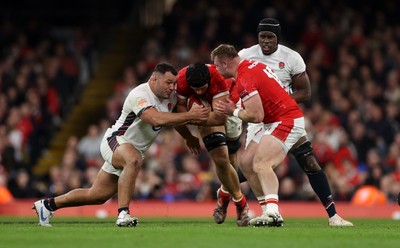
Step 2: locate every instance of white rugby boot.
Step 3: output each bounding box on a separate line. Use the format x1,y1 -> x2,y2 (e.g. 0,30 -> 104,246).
250,211 -> 284,227
329,214 -> 353,227
116,210 -> 139,227
32,200 -> 54,227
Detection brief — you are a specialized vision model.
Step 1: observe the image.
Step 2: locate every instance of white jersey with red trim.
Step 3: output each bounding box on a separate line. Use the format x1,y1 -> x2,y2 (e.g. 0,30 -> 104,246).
238,44 -> 305,94
103,82 -> 176,154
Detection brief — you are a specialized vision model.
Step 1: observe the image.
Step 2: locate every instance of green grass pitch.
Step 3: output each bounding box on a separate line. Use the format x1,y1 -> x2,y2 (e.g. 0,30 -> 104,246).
0,217 -> 399,248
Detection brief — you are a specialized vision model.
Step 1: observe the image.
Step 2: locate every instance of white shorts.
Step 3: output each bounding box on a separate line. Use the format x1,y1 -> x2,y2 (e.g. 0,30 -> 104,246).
245,117 -> 305,154
100,135 -> 144,177
225,100 -> 243,140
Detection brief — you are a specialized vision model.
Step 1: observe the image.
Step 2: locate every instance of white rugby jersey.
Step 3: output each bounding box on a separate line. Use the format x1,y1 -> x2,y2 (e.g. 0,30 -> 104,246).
104,82 -> 177,154
238,44 -> 305,94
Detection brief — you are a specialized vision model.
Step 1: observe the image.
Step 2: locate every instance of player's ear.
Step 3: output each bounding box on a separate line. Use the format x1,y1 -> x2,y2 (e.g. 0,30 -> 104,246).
150,74 -> 158,83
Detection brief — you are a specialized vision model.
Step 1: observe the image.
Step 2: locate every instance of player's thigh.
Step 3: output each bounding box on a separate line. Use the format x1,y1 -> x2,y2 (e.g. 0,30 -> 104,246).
198,125 -> 226,138
89,169 -> 118,199
291,133 -> 309,150
112,143 -> 143,170
240,140 -> 258,171
254,135 -> 286,170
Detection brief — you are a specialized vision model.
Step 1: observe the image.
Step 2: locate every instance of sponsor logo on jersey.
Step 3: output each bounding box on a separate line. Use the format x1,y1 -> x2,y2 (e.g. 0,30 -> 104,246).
138,98 -> 148,107
278,62 -> 285,69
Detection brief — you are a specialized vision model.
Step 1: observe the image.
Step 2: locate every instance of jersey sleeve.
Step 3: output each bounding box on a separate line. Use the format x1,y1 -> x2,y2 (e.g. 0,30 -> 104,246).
238,46 -> 254,59
208,65 -> 230,99
126,90 -> 154,117
236,72 -> 259,102
288,51 -> 306,76
238,45 -> 259,60
238,48 -> 247,58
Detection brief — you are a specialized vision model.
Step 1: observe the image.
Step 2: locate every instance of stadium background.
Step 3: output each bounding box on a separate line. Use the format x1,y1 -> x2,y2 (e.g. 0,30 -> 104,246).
0,0 -> 399,218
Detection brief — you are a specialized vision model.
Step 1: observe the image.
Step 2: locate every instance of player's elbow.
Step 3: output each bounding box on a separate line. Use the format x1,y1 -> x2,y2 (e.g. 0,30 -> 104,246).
248,111 -> 263,123
296,89 -> 311,103
303,90 -> 311,101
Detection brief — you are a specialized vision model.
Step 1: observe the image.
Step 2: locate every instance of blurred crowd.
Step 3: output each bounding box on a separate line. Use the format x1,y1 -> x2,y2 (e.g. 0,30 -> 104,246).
0,20 -> 98,199
1,0 -> 400,204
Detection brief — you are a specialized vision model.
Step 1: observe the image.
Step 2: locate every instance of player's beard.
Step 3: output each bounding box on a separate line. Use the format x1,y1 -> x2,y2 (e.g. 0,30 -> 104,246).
218,70 -> 232,79
162,89 -> 173,99
261,44 -> 273,55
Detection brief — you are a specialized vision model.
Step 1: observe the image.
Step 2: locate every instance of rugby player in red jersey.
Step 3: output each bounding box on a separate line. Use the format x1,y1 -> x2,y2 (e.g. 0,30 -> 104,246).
176,63 -> 249,226
212,44 -> 305,227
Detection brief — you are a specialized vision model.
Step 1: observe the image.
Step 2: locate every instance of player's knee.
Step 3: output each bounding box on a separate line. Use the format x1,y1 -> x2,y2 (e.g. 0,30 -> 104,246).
227,138 -> 241,154
93,197 -> 109,205
252,161 -> 270,174
126,157 -> 142,173
291,141 -> 321,173
203,132 -> 227,152
88,191 -> 111,204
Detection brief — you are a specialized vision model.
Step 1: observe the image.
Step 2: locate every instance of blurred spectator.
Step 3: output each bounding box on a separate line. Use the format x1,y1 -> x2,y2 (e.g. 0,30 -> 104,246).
5,107 -> 24,164
381,157 -> 400,202
135,169 -> 162,200
113,66 -> 139,98
8,169 -> 41,198
326,129 -> 364,201
363,148 -> 390,188
349,121 -> 376,164
77,124 -> 102,166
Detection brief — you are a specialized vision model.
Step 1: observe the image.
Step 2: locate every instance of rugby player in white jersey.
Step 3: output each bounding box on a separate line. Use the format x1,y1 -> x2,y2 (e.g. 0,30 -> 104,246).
237,18 -> 353,227
32,62 -> 210,227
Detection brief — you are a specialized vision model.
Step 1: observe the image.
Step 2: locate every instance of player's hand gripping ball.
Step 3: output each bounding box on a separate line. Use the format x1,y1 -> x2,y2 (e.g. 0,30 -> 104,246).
187,94 -> 210,110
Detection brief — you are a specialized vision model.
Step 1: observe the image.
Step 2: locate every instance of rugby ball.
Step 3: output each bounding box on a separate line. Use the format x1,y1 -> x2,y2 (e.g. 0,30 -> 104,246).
187,94 -> 210,110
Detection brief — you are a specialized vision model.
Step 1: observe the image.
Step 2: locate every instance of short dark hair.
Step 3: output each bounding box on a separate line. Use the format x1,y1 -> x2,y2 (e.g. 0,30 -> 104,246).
186,62 -> 210,88
154,62 -> 177,76
210,44 -> 238,61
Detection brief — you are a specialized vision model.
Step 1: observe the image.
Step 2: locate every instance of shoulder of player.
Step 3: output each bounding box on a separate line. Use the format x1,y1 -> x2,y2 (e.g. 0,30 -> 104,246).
237,60 -> 258,79
238,59 -> 257,68
209,65 -> 225,84
128,83 -> 148,96
278,44 -> 303,59
177,67 -> 188,83
124,84 -> 151,105
207,63 -> 219,75
238,45 -> 258,57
